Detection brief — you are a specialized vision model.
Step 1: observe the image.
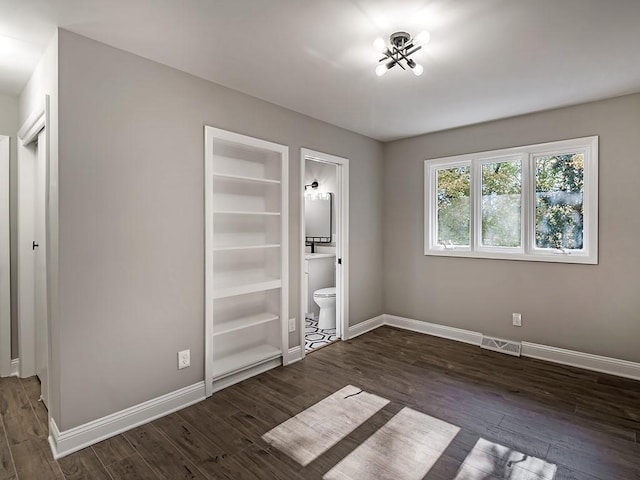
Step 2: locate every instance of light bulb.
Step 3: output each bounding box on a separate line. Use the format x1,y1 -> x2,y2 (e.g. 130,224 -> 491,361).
414,30 -> 431,46
412,63 -> 424,76
375,64 -> 388,77
373,37 -> 387,53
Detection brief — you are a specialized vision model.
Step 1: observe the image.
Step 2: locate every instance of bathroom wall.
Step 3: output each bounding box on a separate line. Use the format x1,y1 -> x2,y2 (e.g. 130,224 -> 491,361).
305,159 -> 337,247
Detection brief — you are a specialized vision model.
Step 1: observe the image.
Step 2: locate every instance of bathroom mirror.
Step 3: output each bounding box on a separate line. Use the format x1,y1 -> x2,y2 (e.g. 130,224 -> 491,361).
305,192 -> 333,243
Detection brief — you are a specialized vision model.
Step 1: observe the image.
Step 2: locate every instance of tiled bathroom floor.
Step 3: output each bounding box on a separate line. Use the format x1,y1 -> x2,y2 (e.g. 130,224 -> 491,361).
305,317 -> 338,352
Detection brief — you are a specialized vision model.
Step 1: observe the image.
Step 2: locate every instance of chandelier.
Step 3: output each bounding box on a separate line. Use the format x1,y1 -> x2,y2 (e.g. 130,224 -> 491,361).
373,30 -> 430,76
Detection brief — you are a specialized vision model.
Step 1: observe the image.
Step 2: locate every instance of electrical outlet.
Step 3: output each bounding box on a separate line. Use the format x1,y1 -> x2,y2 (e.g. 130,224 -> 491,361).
288,318 -> 296,333
178,349 -> 190,369
512,313 -> 522,327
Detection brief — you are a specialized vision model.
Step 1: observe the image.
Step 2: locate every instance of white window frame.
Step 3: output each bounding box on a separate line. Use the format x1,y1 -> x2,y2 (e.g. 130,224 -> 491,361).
424,136 -> 598,264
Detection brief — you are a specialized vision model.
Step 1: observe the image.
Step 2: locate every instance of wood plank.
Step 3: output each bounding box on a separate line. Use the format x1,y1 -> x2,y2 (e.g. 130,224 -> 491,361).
58,447 -> 112,480
14,378 -> 49,438
107,453 -> 161,480
91,434 -> 136,467
11,436 -> 63,480
19,377 -> 49,435
124,423 -> 208,479
152,412 -> 231,479
500,411 -> 639,457
229,443 -> 305,480
18,377 -> 41,404
0,377 -> 44,445
553,465 -> 604,480
546,444 -> 640,480
0,417 -> 16,480
177,402 -> 253,456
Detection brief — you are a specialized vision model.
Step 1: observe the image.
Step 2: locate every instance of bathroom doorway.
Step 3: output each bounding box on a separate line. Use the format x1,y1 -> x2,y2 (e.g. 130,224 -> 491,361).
300,149 -> 349,355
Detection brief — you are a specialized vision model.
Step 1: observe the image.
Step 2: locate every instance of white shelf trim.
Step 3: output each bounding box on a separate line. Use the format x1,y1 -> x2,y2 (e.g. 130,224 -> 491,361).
213,244 -> 280,252
213,279 -> 281,299
213,172 -> 281,184
212,344 -> 281,379
213,313 -> 279,337
213,210 -> 281,216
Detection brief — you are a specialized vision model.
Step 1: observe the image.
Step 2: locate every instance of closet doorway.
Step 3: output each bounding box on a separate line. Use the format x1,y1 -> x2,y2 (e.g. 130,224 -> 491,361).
300,149 -> 349,356
0,135 -> 10,377
17,98 -> 50,408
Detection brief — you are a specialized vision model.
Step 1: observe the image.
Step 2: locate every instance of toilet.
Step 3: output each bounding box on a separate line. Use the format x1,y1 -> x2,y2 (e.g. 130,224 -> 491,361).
313,287 -> 336,330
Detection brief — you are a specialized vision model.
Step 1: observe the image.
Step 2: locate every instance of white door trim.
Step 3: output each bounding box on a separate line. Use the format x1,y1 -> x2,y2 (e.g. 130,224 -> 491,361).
299,148 -> 349,358
17,100 -> 47,379
18,106 -> 46,145
0,135 -> 11,377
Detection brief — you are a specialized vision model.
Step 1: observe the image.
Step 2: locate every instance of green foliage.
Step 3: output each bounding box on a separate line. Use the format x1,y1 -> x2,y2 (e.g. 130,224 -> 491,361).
435,155 -> 584,251
481,161 -> 521,247
437,166 -> 470,246
535,154 -> 584,249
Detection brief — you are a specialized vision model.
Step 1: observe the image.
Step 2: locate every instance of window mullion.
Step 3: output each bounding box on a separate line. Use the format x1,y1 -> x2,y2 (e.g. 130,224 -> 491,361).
522,152 -> 532,255
471,160 -> 481,252
426,164 -> 436,252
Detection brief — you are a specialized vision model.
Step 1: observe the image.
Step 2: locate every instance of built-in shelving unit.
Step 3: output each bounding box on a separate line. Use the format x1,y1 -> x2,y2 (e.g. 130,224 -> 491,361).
205,126 -> 289,396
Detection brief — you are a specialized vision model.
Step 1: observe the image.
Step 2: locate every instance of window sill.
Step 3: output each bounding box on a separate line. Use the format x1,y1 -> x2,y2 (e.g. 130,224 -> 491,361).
424,248 -> 597,264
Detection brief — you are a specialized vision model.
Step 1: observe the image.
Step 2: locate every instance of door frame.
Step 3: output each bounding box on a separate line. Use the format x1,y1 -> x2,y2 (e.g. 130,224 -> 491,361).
299,148 -> 349,358
0,135 -> 10,377
16,97 -> 48,383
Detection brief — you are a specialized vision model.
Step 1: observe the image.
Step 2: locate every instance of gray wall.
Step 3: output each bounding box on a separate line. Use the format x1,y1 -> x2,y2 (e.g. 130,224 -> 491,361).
57,30 -> 383,430
0,93 -> 18,359
383,94 -> 640,363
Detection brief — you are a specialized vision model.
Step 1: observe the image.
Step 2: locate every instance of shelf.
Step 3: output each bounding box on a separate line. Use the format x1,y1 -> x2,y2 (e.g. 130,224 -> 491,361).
206,126 -> 287,393
213,172 -> 281,185
214,278 -> 281,299
213,313 -> 279,337
214,211 -> 281,216
212,344 -> 281,379
213,244 -> 280,252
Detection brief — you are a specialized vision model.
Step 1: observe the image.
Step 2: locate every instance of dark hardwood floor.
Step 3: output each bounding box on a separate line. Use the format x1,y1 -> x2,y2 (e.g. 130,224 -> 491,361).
1,326 -> 639,479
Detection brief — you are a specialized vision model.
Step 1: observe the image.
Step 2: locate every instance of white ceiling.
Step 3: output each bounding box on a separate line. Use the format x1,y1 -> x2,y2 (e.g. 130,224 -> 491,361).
2,0 -> 640,141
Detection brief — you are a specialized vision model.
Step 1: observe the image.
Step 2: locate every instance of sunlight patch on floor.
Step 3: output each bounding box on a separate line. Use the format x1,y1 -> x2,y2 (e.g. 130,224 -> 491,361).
323,407 -> 460,480
262,385 -> 389,466
454,438 -> 557,480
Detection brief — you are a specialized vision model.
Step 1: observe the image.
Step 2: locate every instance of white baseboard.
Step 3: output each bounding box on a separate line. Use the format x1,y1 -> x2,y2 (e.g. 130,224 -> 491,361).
211,358 -> 282,395
49,381 -> 206,459
10,358 -> 19,377
347,315 -> 385,339
384,314 -> 482,346
521,342 -> 640,381
348,314 -> 640,382
287,346 -> 303,364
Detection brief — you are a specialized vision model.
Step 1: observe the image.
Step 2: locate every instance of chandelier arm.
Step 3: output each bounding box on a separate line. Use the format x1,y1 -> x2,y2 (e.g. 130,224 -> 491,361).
390,48 -> 407,70
393,45 -> 422,65
384,57 -> 399,70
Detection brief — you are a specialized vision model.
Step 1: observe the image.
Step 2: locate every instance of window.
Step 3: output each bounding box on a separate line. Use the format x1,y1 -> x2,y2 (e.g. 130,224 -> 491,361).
424,136 -> 598,264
